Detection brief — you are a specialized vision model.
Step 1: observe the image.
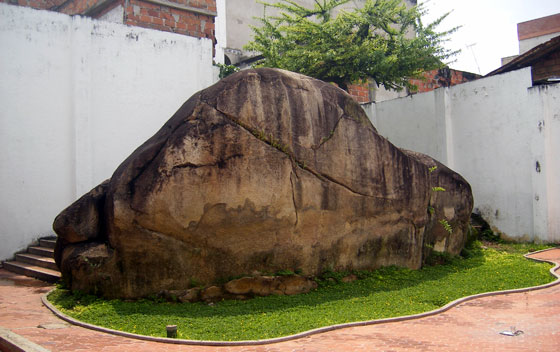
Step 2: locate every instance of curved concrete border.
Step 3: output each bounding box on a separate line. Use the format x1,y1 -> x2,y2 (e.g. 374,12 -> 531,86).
0,326 -> 51,352
41,247 -> 560,346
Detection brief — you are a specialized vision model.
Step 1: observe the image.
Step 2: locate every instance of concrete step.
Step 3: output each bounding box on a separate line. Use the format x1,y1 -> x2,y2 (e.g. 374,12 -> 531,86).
39,238 -> 56,249
15,253 -> 57,271
2,261 -> 61,283
28,246 -> 54,257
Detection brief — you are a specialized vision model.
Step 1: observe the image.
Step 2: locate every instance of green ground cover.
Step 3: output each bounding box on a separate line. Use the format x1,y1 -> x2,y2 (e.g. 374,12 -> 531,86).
48,242 -> 556,341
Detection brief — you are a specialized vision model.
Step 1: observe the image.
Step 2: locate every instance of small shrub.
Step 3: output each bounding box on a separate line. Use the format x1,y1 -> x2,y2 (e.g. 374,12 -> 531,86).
216,63 -> 240,79
425,250 -> 455,266
317,269 -> 350,285
464,224 -> 479,249
460,240 -> 483,258
427,205 -> 435,215
480,228 -> 501,242
189,278 -> 201,288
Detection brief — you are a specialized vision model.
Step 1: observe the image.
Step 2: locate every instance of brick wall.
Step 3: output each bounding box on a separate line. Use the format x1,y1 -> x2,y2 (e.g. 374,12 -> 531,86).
2,0 -> 216,41
0,0 -> 63,10
125,0 -> 214,40
346,68 -> 481,103
518,13 -> 560,41
532,50 -> 560,83
409,68 -> 481,94
347,83 -> 370,103
57,0 -> 106,15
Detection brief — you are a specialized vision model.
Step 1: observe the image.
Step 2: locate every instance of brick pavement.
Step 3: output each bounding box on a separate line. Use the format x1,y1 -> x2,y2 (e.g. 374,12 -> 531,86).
1,249 -> 559,352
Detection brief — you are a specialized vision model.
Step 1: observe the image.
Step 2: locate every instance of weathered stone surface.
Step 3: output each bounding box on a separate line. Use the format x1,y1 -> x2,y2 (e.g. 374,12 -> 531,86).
402,150 -> 473,256
53,180 -> 109,245
278,275 -> 318,295
159,288 -> 201,302
180,288 -> 201,302
53,68 -> 473,299
200,286 -> 223,302
224,275 -> 317,296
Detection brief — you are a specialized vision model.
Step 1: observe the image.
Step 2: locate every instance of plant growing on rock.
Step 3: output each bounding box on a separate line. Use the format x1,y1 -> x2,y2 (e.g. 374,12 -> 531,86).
428,166 -> 453,234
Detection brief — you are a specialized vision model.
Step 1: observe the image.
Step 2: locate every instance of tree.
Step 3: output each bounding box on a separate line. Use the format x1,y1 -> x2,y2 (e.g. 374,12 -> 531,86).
244,0 -> 457,91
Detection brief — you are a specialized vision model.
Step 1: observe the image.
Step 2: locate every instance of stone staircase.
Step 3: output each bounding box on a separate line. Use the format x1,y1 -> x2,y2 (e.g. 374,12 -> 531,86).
2,237 -> 61,283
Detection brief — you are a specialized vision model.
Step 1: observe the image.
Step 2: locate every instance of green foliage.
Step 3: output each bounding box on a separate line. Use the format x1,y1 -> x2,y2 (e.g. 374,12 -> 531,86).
482,240 -> 555,255
215,63 -> 240,79
189,278 -> 202,288
427,205 -> 435,215
427,163 -> 451,233
245,0 -> 458,90
464,224 -> 479,249
480,228 -> 501,242
459,243 -> 479,259
424,250 -> 454,266
250,129 -> 291,155
48,243 -> 555,341
439,219 -> 453,234
316,268 -> 351,285
275,269 -> 297,276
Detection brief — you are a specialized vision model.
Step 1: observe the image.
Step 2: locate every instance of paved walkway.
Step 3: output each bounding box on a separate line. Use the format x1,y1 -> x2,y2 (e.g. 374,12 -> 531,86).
1,249 -> 559,352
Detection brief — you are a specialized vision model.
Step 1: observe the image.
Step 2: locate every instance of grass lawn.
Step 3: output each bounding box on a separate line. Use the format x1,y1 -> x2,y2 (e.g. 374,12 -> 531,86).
47,241 -> 556,341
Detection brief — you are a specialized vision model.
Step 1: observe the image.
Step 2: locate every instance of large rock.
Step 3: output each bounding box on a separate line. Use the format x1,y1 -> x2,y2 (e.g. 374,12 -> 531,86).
53,68 -> 473,299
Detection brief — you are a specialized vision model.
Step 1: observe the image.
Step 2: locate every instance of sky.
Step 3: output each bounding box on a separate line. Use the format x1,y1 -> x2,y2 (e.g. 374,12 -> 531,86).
419,0 -> 560,75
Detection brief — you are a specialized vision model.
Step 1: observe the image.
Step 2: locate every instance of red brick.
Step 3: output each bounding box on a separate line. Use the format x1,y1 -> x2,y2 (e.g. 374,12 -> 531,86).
12,0 -> 217,40
137,0 -> 160,10
160,11 -> 173,21
176,21 -> 187,30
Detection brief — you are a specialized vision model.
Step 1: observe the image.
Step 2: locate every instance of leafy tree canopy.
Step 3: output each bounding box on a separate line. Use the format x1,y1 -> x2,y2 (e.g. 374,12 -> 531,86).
244,0 -> 458,91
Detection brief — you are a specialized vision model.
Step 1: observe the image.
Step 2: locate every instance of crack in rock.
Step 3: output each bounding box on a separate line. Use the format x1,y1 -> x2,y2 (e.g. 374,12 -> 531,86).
289,171 -> 299,227
210,104 -> 381,199
170,154 -> 244,173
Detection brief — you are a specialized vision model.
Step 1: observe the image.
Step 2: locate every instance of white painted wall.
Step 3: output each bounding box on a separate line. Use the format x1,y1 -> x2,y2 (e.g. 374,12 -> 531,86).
519,32 -> 560,54
364,67 -> 560,243
365,88 -> 448,162
449,70 -> 538,241
533,83 -> 560,242
98,4 -> 124,23
0,3 -> 215,261
214,0 -> 227,64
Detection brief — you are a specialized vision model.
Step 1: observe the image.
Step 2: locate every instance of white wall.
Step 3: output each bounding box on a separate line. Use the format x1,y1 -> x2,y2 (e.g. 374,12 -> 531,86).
519,32 -> 560,54
366,88 -> 449,162
214,0 -> 227,64
533,83 -> 560,242
449,70 -> 537,240
0,3 -> 215,261
365,68 -> 560,243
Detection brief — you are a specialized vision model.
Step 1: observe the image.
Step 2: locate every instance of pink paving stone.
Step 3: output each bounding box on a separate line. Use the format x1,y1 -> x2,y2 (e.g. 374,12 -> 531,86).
1,248 -> 559,351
